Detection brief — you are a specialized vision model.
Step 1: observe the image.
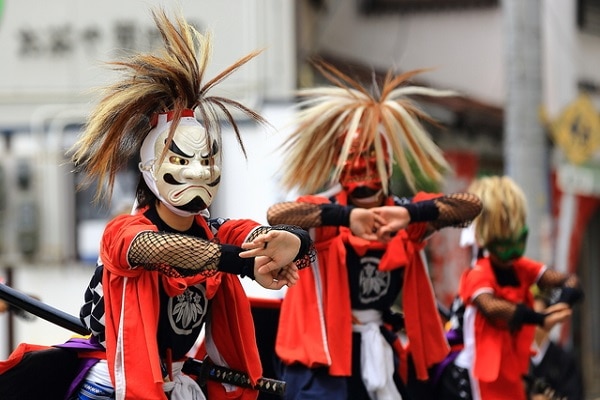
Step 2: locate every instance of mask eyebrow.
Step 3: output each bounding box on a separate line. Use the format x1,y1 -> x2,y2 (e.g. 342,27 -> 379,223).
168,139 -> 193,158
201,139 -> 220,159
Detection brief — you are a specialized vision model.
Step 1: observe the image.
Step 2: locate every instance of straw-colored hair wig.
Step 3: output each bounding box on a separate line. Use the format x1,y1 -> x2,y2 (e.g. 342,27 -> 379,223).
279,60 -> 455,195
70,8 -> 266,202
467,175 -> 528,247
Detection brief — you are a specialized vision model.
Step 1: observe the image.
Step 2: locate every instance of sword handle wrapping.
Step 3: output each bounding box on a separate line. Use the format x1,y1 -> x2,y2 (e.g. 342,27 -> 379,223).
182,357 -> 286,396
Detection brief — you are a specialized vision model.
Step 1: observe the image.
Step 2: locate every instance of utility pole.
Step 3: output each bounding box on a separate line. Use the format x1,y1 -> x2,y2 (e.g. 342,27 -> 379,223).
502,0 -> 548,261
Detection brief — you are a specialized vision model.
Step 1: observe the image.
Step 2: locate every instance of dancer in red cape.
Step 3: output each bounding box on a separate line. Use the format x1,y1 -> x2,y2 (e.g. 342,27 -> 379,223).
0,9 -> 313,400
437,176 -> 582,400
267,61 -> 483,400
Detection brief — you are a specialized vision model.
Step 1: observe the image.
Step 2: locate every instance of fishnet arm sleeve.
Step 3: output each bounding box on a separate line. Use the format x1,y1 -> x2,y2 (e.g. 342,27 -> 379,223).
246,225 -> 316,270
472,292 -> 516,330
474,292 -> 546,331
538,269 -> 570,287
266,202 -> 323,228
267,202 -> 353,229
128,231 -> 253,278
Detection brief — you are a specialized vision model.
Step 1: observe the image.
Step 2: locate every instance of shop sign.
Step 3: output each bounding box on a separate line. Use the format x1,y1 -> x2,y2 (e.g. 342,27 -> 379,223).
557,162 -> 600,196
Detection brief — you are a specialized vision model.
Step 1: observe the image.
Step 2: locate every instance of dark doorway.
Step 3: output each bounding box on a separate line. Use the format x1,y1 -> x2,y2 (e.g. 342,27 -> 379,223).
576,207 -> 600,398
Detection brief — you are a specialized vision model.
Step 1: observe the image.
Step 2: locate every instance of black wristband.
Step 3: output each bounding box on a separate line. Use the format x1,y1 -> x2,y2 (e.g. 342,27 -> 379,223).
290,228 -> 311,261
403,200 -> 440,223
510,303 -> 545,331
558,286 -> 584,306
320,204 -> 354,226
218,244 -> 255,280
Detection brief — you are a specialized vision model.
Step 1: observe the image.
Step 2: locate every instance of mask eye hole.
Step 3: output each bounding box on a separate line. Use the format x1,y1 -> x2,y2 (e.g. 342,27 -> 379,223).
200,159 -> 211,166
169,156 -> 189,166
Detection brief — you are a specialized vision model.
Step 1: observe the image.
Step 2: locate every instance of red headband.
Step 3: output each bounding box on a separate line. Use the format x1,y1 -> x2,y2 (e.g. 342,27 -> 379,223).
149,109 -> 195,128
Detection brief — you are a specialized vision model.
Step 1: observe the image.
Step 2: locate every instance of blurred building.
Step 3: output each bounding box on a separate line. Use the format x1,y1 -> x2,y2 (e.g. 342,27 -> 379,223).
0,0 -> 599,396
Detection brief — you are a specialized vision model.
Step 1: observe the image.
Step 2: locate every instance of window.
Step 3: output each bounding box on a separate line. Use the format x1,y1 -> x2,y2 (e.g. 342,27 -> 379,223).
579,0 -> 600,36
358,0 -> 498,14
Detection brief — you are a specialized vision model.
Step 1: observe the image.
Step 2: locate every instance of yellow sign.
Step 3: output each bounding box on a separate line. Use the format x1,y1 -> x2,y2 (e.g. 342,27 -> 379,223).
550,94 -> 600,165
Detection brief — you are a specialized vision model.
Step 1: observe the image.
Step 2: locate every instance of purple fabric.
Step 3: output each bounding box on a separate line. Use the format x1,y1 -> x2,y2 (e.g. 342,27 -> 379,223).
430,329 -> 463,386
431,350 -> 460,387
445,328 -> 463,346
54,337 -> 104,399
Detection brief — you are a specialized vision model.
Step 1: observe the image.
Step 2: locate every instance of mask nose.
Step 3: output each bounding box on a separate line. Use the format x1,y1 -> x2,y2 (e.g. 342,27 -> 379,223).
182,161 -> 212,180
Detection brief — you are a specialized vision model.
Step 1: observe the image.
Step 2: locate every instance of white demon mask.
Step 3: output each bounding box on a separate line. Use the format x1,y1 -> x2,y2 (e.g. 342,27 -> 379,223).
139,111 -> 221,216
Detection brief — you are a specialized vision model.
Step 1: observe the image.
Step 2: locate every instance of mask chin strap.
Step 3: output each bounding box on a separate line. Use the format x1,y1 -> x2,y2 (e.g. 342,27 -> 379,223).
349,190 -> 384,208
130,198 -> 209,218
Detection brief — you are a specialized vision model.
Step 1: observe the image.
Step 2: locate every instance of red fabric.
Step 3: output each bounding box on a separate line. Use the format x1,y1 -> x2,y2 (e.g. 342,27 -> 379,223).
276,195 -> 353,375
200,274 -> 262,400
100,209 -> 262,399
397,192 -> 450,380
275,191 -> 449,380
216,219 -> 265,246
0,343 -> 51,373
391,338 -> 409,384
459,257 -> 543,400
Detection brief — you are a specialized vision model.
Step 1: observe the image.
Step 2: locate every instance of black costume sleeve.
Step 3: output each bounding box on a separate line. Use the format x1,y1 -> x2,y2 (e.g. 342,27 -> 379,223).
320,204 -> 354,226
402,200 -> 440,223
510,303 -> 546,331
129,221 -> 316,278
556,286 -> 584,306
217,244 -> 256,279
538,269 -> 584,306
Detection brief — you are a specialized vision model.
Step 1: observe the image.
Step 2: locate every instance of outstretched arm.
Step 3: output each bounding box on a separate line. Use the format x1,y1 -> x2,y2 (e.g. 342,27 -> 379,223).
371,193 -> 483,243
266,193 -> 482,244
128,226 -> 313,289
473,293 -> 572,332
128,231 -> 226,276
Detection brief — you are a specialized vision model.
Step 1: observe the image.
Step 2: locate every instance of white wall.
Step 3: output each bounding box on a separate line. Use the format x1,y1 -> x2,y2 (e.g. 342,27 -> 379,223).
1,265 -> 93,354
309,2 -> 505,105
210,102 -> 296,224
209,102 -> 297,300
307,0 -> 600,112
0,0 -> 296,126
579,32 -> 600,92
